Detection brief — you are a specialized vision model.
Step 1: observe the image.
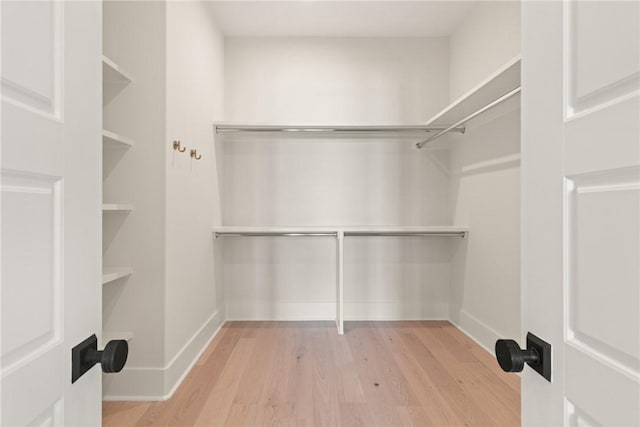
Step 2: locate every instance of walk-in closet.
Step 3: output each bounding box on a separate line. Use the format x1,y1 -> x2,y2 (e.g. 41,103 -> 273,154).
101,0 -> 522,405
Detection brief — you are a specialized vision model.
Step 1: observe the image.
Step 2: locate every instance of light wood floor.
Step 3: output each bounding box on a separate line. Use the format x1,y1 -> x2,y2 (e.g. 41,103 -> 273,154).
103,321 -> 520,426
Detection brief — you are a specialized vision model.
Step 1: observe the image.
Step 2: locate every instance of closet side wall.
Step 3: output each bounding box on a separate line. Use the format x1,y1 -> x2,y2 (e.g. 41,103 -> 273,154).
102,0 -> 167,398
221,38 -> 453,320
447,2 -> 521,351
164,1 -> 225,396
449,1 -> 521,101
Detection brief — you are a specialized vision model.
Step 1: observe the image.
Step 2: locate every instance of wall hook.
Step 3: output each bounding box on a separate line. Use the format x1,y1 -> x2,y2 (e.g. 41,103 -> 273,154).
190,149 -> 202,160
173,140 -> 186,152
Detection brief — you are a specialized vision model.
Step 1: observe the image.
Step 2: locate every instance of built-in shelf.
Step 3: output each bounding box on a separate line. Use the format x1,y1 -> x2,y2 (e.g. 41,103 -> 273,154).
102,204 -> 134,212
213,225 -> 468,238
100,332 -> 133,348
102,267 -> 133,285
103,55 -> 132,105
417,56 -> 521,147
102,129 -> 134,148
426,56 -> 521,128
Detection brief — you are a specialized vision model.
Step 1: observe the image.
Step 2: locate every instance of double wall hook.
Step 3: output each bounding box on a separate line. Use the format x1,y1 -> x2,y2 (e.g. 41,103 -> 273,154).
173,140 -> 186,152
190,149 -> 202,160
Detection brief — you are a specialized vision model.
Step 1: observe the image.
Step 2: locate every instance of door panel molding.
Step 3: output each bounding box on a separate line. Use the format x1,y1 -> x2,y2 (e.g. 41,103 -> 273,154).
0,0 -> 64,118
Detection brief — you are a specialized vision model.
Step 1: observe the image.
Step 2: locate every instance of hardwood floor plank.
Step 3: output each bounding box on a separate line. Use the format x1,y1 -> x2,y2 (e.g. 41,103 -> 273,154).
258,323 -> 296,408
309,324 -> 340,427
224,404 -> 258,426
417,324 -> 519,426
286,323 -> 315,426
391,348 -> 467,426
325,326 -> 366,404
233,323 -> 280,405
132,323 -> 245,427
103,402 -> 151,427
403,326 -> 495,426
338,403 -> 376,427
445,325 -> 521,393
195,338 -> 256,426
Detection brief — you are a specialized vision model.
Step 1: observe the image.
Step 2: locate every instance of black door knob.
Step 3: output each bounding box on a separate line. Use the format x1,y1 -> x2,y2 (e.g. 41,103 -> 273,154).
494,333 -> 552,382
72,334 -> 129,383
86,340 -> 128,373
495,339 -> 539,372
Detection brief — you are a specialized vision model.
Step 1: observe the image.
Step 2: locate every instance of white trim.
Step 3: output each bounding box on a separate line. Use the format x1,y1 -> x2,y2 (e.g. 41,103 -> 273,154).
225,302 -> 335,321
448,308 -> 503,356
344,302 -> 448,321
102,308 -> 225,401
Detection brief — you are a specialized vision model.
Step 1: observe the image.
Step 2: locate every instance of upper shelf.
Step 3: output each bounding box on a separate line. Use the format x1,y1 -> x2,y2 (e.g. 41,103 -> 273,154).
214,123 -> 465,136
417,56 -> 521,148
425,56 -> 521,128
103,55 -> 132,105
214,57 -> 520,148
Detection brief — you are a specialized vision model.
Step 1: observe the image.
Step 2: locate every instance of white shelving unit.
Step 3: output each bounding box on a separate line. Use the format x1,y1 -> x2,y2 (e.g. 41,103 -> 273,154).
214,225 -> 468,334
103,129 -> 134,148
102,267 -> 134,285
102,203 -> 134,212
211,62 -> 517,335
102,55 -> 134,347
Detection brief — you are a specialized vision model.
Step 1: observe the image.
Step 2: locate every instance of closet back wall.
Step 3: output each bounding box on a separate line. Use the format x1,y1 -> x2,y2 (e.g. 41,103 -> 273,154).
220,38 -> 454,320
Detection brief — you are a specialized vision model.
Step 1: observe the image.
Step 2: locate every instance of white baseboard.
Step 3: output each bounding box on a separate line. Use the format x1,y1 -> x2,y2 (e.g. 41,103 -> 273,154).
448,307 -> 502,355
225,301 -> 448,321
344,301 -> 448,320
102,307 -> 225,401
225,302 -> 335,320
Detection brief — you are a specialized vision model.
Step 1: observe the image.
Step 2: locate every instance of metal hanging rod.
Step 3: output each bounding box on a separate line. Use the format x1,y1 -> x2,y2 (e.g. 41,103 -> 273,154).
344,231 -> 467,238
215,125 -> 466,134
215,231 -> 466,238
416,86 -> 521,149
215,232 -> 338,238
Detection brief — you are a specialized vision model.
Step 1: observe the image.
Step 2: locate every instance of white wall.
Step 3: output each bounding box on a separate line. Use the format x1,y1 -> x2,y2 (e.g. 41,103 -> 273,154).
102,0 -> 167,397
221,38 -> 454,320
164,0 -> 225,395
447,1 -> 522,351
102,0 -> 225,400
449,1 -> 521,100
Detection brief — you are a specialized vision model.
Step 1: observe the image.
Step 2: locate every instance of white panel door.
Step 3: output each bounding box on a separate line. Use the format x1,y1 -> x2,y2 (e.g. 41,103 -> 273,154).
522,1 -> 639,426
1,1 -> 102,426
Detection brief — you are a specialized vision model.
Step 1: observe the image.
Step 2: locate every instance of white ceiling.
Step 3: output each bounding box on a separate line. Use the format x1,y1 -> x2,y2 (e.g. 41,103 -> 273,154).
207,1 -> 478,37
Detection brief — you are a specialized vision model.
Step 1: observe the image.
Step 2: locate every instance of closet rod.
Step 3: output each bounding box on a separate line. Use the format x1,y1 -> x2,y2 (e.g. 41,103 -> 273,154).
416,86 -> 521,149
215,125 -> 466,134
215,232 -> 338,238
345,231 -> 467,238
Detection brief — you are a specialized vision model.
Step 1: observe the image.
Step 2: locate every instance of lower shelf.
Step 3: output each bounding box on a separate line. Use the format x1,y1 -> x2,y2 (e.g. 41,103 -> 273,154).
213,225 -> 468,238
102,267 -> 133,285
